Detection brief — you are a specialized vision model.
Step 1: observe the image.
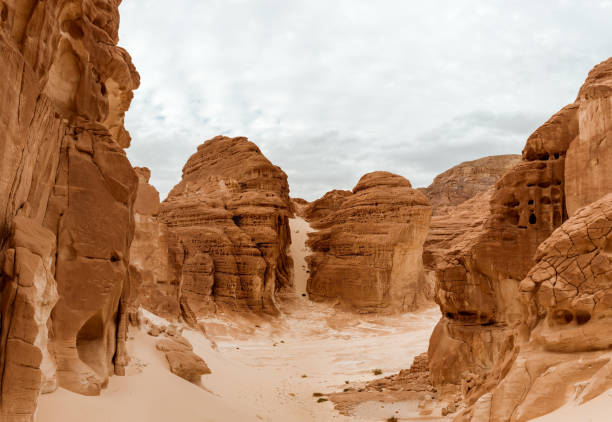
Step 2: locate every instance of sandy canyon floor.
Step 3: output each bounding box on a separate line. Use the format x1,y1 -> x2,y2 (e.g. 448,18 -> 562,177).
37,219 -> 442,421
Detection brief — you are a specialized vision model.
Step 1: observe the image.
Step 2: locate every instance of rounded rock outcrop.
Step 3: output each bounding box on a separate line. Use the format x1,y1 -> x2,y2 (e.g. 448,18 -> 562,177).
305,171 -> 432,312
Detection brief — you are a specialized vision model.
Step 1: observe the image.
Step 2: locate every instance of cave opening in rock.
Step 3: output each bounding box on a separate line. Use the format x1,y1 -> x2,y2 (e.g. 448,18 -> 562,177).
76,311 -> 107,378
529,213 -> 537,224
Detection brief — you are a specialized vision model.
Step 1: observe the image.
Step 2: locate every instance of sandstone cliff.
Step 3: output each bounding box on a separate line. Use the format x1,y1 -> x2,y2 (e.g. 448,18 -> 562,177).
158,136 -> 294,317
421,154 -> 521,216
422,155 -> 522,287
129,167 -> 176,318
305,172 -> 432,312
428,58 -> 612,420
0,1 -> 139,419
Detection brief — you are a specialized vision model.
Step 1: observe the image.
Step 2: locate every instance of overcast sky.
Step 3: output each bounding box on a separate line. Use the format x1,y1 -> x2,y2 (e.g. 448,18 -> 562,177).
118,0 -> 612,201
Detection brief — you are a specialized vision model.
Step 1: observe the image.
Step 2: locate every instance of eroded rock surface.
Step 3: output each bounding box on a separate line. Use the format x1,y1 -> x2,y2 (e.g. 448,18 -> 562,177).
456,194 -> 612,421
0,1 -> 139,418
427,57 -> 612,420
159,136 -> 293,317
305,172 -> 432,312
421,156 -> 520,296
421,155 -> 521,215
130,167 -> 176,319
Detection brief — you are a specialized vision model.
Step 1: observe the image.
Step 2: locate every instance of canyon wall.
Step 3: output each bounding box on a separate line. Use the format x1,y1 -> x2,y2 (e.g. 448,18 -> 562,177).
129,167 -> 176,318
428,57 -> 612,419
156,136 -> 293,318
422,155 -> 521,287
459,193 -> 612,421
305,172 -> 432,312
421,154 -> 521,215
0,0 -> 139,419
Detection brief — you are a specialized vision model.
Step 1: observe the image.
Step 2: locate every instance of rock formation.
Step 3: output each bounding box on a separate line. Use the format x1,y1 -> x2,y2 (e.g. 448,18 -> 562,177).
427,57 -> 612,419
421,154 -> 520,215
129,167 -> 176,318
0,0 -> 139,419
158,136 -> 294,317
305,172 -> 432,312
422,156 -> 522,289
457,194 -> 612,421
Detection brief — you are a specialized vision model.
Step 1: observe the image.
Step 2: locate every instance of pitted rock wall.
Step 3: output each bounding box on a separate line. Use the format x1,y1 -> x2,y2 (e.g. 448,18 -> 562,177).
427,57 -> 612,420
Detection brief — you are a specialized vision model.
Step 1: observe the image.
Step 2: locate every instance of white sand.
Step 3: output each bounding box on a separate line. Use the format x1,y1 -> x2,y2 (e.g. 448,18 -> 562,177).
532,389 -> 612,422
38,214 -> 444,422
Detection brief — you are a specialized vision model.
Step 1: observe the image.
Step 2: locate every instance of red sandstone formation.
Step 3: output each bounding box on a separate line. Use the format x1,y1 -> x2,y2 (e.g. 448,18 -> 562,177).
0,1 -> 139,419
428,58 -> 612,419
130,168 -> 176,318
456,194 -> 612,421
422,156 -> 522,287
305,172 -> 432,312
158,136 -> 294,317
421,155 -> 521,215
290,197 -> 309,217
302,190 -> 352,221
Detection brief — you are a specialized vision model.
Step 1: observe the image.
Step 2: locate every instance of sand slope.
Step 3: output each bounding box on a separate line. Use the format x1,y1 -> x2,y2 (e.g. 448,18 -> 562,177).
38,213 -> 444,422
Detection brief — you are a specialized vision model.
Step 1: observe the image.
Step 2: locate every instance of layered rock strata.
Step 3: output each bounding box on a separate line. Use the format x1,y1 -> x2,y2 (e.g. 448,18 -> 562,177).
421,154 -> 521,215
159,136 -> 293,317
0,1 -> 139,419
428,57 -> 612,419
305,172 -> 432,312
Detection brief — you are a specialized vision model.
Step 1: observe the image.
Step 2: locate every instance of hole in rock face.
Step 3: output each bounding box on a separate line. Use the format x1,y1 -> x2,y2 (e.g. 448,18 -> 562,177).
76,311 -> 107,377
445,312 -> 455,319
528,200 -> 534,205
507,210 -> 519,225
529,214 -> 537,224
553,309 -> 573,324
110,252 -> 120,263
232,215 -> 242,226
554,153 -> 560,159
576,311 -> 591,325
66,19 -> 84,39
538,153 -> 550,161
100,82 -> 107,96
538,182 -> 551,188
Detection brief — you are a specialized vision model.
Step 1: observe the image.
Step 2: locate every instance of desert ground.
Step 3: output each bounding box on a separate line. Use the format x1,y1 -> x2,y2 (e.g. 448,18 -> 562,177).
38,218 -> 443,422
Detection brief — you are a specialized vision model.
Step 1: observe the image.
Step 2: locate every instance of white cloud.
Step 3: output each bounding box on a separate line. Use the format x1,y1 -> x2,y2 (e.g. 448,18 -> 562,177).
118,0 -> 612,201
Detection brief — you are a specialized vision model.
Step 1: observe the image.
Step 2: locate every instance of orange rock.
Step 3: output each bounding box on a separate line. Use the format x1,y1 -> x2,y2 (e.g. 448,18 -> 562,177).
305,172 -> 432,312
427,58 -> 612,420
420,154 -> 520,216
565,58 -> 612,216
457,194 -> 612,421
130,168 -> 177,319
165,350 -> 211,384
159,136 -> 294,317
0,0 -> 139,418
